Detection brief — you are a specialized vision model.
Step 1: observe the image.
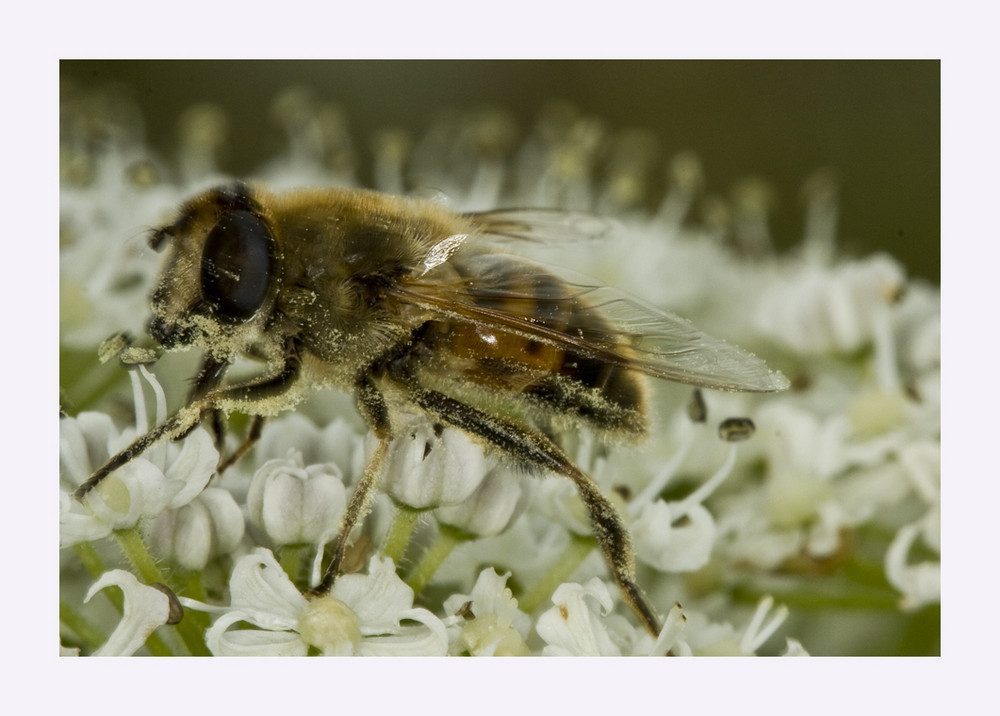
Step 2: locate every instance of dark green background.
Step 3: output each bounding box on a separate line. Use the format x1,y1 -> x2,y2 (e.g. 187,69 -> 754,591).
62,60 -> 939,282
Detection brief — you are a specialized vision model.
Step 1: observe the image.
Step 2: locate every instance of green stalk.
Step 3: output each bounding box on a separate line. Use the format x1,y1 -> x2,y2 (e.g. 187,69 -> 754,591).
68,541 -> 174,655
178,571 -> 212,639
280,544 -> 309,587
72,541 -> 108,580
114,528 -> 168,585
382,505 -> 422,566
113,528 -> 209,656
518,534 -> 595,615
59,599 -> 106,652
406,525 -> 466,596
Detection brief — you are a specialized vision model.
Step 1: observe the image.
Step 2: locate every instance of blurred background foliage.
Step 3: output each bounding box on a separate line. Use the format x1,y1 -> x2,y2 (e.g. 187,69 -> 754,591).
61,61 -> 939,283
61,60 -> 938,283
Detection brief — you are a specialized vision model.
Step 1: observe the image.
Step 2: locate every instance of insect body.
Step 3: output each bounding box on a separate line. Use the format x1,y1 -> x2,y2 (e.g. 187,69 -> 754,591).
75,181 -> 789,637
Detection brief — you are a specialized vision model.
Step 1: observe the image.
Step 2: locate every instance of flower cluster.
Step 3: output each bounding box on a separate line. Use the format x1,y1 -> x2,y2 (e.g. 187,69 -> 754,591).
59,86 -> 939,656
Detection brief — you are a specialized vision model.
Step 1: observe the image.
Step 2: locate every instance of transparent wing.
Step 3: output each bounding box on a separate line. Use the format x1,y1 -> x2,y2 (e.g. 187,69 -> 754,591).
393,254 -> 789,393
577,285 -> 790,392
464,208 -> 617,246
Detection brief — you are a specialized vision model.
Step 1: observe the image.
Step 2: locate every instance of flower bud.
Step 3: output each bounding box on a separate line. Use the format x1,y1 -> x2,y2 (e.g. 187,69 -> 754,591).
247,451 -> 346,546
435,464 -> 527,537
381,415 -> 488,509
633,500 -> 716,572
144,487 -> 245,571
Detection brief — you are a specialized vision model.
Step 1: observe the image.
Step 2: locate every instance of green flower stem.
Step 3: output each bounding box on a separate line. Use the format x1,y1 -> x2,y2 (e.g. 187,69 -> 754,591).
279,544 -> 309,586
382,505 -> 422,566
178,571 -> 212,643
730,583 -> 899,611
68,541 -> 171,653
174,607 -> 211,655
73,542 -> 125,620
73,541 -> 108,580
60,598 -> 107,652
518,534 -> 595,616
59,347 -> 127,413
112,528 -> 209,656
114,528 -> 168,585
406,525 -> 466,596
141,629 -> 176,656
61,595 -> 174,656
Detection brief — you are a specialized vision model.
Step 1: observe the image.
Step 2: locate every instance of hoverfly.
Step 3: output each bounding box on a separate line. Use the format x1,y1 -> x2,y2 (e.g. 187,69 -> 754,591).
74,181 -> 788,636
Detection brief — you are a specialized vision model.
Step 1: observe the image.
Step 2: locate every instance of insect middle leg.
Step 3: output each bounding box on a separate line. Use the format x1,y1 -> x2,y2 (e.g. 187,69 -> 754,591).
187,355 -> 231,453
216,415 -> 266,474
310,376 -> 393,596
186,355 -> 264,470
409,386 -> 663,637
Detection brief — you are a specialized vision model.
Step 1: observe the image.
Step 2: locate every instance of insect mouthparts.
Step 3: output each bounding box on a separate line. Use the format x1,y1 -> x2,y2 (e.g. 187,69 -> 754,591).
149,316 -> 183,347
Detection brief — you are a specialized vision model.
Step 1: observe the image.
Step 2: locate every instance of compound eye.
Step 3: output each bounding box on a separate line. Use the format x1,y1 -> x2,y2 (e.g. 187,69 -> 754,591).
201,210 -> 275,321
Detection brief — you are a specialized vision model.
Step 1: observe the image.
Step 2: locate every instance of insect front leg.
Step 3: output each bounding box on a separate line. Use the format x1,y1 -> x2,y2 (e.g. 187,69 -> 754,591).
73,343 -> 302,502
408,387 -> 664,638
310,375 -> 392,596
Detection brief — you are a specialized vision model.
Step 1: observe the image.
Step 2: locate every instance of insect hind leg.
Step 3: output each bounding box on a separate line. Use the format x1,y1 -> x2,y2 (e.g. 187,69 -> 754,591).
409,386 -> 663,637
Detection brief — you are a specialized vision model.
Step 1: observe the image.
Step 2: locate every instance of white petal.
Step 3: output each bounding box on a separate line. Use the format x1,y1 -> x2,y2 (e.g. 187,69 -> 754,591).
435,465 -> 525,537
198,487 -> 247,556
382,418 -> 488,509
229,548 -> 308,628
206,611 -> 308,656
85,570 -> 173,656
536,579 -> 622,656
333,556 -> 414,634
60,412 -> 116,488
145,488 -> 246,571
634,500 -> 716,572
299,466 -> 347,543
163,428 -> 218,508
356,608 -> 449,656
648,604 -> 687,657
59,490 -> 112,547
84,457 -> 164,528
781,638 -> 810,656
885,523 -> 940,611
443,568 -> 530,638
248,455 -> 346,546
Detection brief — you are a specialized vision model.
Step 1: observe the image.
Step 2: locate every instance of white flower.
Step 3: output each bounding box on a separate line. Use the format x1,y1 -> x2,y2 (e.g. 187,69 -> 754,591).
631,441 -> 739,573
202,548 -> 447,656
632,501 -> 717,572
59,412 -> 217,546
754,253 -> 905,357
144,487 -> 245,571
247,451 -> 347,547
714,398 -> 923,570
442,568 -> 532,656
673,596 -> 789,656
536,578 -> 686,656
84,570 -> 180,656
381,414 -> 489,509
253,413 -> 364,483
885,514 -> 940,611
781,638 -> 810,656
434,464 -> 528,538
536,578 -> 630,656
60,174 -> 182,347
61,85 -> 940,657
